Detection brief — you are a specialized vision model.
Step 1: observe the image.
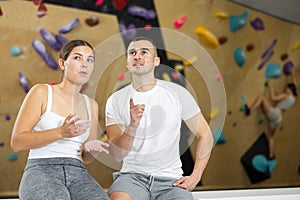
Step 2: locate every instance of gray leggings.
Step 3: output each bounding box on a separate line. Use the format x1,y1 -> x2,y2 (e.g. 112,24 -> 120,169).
19,158 -> 109,200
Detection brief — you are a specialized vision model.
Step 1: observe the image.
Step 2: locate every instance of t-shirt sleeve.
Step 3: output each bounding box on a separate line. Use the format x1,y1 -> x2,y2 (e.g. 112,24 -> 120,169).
105,95 -> 124,126
176,84 -> 201,120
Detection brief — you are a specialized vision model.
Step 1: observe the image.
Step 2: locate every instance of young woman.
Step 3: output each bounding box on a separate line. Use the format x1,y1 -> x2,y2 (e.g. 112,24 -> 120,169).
245,69 -> 297,160
11,40 -> 110,200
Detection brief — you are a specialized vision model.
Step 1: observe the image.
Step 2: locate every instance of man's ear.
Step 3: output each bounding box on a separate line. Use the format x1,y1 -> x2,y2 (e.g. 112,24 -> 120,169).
154,57 -> 160,67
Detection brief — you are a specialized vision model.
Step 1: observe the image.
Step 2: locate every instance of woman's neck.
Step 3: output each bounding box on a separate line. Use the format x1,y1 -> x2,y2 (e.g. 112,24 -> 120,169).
59,81 -> 82,97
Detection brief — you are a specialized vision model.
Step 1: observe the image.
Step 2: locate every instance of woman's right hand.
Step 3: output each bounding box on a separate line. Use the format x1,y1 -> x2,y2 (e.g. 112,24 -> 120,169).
60,114 -> 91,138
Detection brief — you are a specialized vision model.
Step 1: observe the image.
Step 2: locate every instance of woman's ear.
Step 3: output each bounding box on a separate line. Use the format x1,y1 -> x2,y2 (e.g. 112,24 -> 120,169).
58,58 -> 65,71
154,56 -> 160,67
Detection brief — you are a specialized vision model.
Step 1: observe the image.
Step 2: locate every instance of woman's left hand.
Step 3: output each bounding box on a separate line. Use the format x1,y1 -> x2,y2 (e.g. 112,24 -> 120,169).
84,140 -> 109,154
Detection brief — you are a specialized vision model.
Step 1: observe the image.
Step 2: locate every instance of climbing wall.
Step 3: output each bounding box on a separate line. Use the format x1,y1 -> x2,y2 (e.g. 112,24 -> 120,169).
153,0 -> 300,188
0,0 -> 300,195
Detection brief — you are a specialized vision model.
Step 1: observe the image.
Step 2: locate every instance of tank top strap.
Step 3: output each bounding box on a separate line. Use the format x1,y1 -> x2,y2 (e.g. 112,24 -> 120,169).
82,94 -> 92,120
45,84 -> 52,113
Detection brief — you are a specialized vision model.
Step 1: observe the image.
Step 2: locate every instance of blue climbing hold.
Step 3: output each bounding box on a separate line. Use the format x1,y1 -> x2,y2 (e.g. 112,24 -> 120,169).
10,45 -> 21,57
234,47 -> 246,67
252,154 -> 268,173
265,62 -> 281,79
229,11 -> 248,32
213,128 -> 227,144
252,154 -> 277,173
8,153 -> 18,161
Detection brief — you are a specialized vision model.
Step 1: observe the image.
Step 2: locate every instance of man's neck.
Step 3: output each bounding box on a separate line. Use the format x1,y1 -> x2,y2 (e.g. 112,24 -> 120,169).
132,76 -> 157,92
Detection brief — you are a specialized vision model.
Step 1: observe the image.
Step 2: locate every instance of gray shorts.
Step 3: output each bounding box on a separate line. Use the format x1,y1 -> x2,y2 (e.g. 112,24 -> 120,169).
108,172 -> 193,200
267,107 -> 282,128
19,157 -> 109,200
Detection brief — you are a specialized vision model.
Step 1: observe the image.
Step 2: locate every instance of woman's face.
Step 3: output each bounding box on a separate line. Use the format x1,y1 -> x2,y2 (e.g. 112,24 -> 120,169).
63,46 -> 95,85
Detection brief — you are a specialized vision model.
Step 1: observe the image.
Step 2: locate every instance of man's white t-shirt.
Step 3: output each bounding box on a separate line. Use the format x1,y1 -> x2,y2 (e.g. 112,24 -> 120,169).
106,79 -> 200,178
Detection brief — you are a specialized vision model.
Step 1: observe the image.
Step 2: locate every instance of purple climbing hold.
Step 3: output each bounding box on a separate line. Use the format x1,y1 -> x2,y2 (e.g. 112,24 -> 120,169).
257,50 -> 274,70
40,28 -> 61,51
127,5 -> 156,20
261,39 -> 277,59
250,17 -> 265,31
55,34 -> 69,47
283,61 -> 295,75
5,114 -> 10,121
32,39 -> 58,70
18,72 -> 29,93
59,18 -> 80,34
119,23 -> 137,40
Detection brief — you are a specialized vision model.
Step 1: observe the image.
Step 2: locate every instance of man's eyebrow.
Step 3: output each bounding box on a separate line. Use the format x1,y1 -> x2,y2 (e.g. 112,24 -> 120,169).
127,47 -> 151,52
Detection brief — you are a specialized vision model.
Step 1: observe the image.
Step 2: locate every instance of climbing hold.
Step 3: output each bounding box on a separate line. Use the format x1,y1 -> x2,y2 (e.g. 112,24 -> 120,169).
40,28 -> 61,51
213,128 -> 227,144
55,34 -> 69,47
261,39 -> 277,60
112,0 -> 128,11
85,16 -> 99,27
59,18 -> 80,34
216,73 -> 222,82
174,16 -> 187,29
183,56 -> 197,66
118,72 -> 126,81
195,26 -> 219,49
257,50 -> 274,70
8,153 -> 18,161
258,118 -> 264,124
18,72 -> 29,93
208,107 -> 219,119
246,43 -> 255,52
218,36 -> 227,45
265,62 -> 281,79
283,61 -> 294,75
37,3 -> 47,18
95,0 -> 104,6
119,23 -> 137,40
144,24 -> 152,30
233,47 -> 246,67
229,11 -> 248,32
171,71 -> 179,80
280,53 -> 288,61
0,6 -> 3,16
49,81 -> 56,85
0,141 -> 4,147
32,39 -> 58,70
292,40 -> 300,51
162,72 -> 171,82
252,154 -> 268,173
250,17 -> 264,31
214,12 -> 229,20
10,46 -> 21,57
5,114 -> 10,121
127,5 -> 156,20
174,64 -> 184,72
240,94 -> 246,105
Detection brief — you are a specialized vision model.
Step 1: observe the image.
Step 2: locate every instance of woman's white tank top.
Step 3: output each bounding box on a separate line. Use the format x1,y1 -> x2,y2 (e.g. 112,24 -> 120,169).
28,84 -> 91,161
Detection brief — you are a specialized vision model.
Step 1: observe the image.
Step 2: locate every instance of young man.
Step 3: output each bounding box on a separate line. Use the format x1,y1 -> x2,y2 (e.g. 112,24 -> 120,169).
105,36 -> 213,200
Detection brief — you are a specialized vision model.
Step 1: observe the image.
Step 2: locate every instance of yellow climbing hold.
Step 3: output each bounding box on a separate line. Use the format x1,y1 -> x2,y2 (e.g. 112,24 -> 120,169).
195,26 -> 219,49
214,12 -> 229,19
292,40 -> 300,51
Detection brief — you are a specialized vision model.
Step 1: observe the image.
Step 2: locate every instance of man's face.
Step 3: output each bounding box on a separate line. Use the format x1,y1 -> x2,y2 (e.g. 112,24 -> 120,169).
126,40 -> 159,75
